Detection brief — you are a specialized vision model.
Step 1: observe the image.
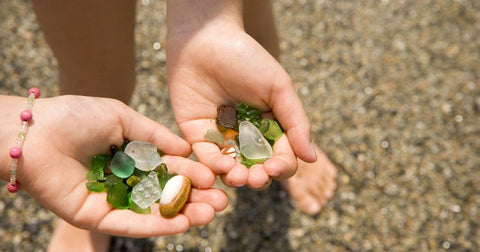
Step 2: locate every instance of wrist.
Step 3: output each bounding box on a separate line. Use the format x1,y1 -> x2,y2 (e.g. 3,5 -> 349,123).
0,95 -> 26,181
0,89 -> 41,191
167,0 -> 244,39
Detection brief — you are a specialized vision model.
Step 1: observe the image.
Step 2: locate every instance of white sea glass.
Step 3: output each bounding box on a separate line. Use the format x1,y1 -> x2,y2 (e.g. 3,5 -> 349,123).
131,171 -> 162,209
160,175 -> 185,205
205,129 -> 225,145
239,121 -> 273,160
124,141 -> 162,171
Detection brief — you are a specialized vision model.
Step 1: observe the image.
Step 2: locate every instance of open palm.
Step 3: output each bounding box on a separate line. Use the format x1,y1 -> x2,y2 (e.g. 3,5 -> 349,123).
167,24 -> 315,189
1,95 -> 227,237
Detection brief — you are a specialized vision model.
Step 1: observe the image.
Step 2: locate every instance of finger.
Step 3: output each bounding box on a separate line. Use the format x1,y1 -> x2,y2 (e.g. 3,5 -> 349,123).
189,188 -> 229,211
177,118 -> 237,174
177,116 -> 219,144
181,202 -> 215,227
162,155 -> 216,189
247,164 -> 271,190
220,163 -> 248,187
70,192 -> 189,237
261,111 -> 274,119
268,75 -> 317,163
263,134 -> 297,180
119,103 -> 191,157
95,209 -> 190,238
192,141 -> 236,174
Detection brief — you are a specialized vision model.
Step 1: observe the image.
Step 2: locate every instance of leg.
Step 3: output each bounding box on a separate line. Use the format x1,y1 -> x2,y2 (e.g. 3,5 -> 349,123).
48,219 -> 111,252
33,0 -> 136,104
33,0 -> 136,250
243,0 -> 337,215
243,0 -> 280,59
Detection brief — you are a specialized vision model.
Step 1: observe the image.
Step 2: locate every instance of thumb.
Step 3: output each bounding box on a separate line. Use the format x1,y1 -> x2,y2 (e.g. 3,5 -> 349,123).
118,103 -> 192,157
268,75 -> 317,163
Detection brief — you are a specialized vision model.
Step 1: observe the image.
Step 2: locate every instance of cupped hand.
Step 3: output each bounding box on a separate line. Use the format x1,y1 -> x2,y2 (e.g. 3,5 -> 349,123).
0,95 -> 227,237
166,0 -> 316,190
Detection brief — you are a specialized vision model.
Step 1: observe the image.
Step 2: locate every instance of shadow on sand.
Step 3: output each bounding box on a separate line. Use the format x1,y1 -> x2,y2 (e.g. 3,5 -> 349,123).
221,181 -> 294,252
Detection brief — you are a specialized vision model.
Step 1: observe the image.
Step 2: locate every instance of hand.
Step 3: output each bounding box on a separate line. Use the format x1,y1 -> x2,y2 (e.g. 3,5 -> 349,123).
166,0 -> 316,190
0,95 -> 227,238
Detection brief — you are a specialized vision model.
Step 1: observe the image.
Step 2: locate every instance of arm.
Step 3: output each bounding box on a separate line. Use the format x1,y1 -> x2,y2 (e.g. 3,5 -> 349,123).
0,94 -> 227,237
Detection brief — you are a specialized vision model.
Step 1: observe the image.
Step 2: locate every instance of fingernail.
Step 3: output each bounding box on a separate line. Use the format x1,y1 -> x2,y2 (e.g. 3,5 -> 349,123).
324,189 -> 334,198
310,141 -> 317,161
308,201 -> 321,214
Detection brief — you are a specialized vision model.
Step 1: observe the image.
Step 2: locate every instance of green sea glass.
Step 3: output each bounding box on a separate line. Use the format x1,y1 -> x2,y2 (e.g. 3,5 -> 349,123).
261,119 -> 282,141
235,103 -> 262,127
87,169 -> 104,181
107,182 -> 129,209
133,169 -> 149,180
126,175 -> 142,187
90,154 -> 112,171
155,163 -> 172,189
86,181 -> 106,192
105,174 -> 123,190
110,151 -> 135,178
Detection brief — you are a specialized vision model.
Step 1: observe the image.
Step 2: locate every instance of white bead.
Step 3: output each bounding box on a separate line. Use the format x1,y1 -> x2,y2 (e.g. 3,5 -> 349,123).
20,121 -> 28,133
10,159 -> 17,169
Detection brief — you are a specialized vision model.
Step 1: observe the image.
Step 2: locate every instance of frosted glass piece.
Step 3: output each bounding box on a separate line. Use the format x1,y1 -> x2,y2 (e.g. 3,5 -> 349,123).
239,121 -> 273,160
124,141 -> 162,171
131,171 -> 162,209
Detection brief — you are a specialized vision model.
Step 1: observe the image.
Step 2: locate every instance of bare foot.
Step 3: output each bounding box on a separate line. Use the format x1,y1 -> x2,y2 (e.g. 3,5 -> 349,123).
48,219 -> 111,252
281,145 -> 337,215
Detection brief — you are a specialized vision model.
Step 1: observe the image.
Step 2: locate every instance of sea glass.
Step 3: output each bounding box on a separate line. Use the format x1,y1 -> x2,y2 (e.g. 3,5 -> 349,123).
124,141 -> 162,171
131,171 -> 163,209
90,154 -> 112,171
126,175 -> 142,187
87,169 -> 104,181
129,196 -> 151,214
104,174 -> 123,190
155,163 -> 172,189
222,139 -> 240,158
86,181 -> 106,192
205,129 -> 225,145
235,103 -> 262,127
239,121 -> 273,159
110,151 -> 135,178
107,182 -> 129,209
217,105 -> 237,129
259,119 -> 283,141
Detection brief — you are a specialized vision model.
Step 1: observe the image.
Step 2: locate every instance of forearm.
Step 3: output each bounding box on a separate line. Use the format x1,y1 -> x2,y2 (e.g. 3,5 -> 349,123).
167,0 -> 244,38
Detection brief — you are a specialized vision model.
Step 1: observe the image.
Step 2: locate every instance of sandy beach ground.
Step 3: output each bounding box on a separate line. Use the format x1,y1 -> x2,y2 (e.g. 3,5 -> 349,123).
1,0 -> 479,251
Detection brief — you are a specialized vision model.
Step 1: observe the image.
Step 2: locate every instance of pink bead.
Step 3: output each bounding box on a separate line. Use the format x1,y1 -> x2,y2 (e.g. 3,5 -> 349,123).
20,110 -> 33,121
28,88 -> 40,98
9,147 -> 22,159
7,182 -> 20,193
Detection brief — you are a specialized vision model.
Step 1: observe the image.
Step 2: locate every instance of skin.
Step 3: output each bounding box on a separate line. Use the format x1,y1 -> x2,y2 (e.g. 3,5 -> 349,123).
0,95 -> 228,237
23,0 -> 337,248
167,0 -> 317,190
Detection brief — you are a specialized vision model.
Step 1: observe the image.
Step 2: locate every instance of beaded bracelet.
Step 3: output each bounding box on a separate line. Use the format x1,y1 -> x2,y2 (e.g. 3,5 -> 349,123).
7,88 -> 40,193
